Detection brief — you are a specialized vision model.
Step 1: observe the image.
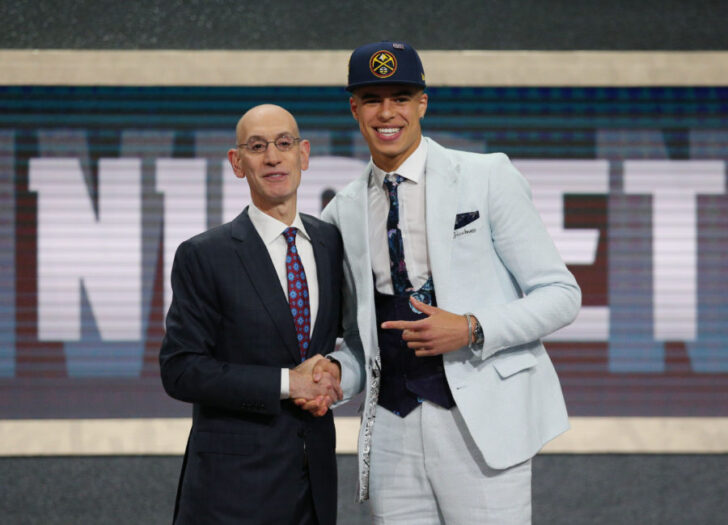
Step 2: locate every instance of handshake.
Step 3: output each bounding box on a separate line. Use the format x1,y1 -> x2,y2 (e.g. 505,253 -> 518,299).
289,354 -> 343,417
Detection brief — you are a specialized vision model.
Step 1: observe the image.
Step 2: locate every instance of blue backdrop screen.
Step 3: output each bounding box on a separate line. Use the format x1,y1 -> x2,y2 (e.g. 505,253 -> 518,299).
1,86 -> 727,418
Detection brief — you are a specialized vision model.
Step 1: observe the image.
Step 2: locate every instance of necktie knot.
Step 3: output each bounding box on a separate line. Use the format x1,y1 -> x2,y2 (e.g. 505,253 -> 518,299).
383,174 -> 405,193
283,227 -> 298,247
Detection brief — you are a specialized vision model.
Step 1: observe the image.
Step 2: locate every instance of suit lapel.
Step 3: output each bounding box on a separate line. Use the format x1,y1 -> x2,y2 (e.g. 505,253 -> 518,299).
336,169 -> 376,352
424,138 -> 459,309
302,215 -> 330,354
337,171 -> 371,271
231,208 -> 301,363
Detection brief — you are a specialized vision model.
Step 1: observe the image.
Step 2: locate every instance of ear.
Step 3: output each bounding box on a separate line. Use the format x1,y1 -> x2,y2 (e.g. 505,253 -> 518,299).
418,92 -> 428,120
349,96 -> 360,121
227,148 -> 246,180
299,139 -> 311,171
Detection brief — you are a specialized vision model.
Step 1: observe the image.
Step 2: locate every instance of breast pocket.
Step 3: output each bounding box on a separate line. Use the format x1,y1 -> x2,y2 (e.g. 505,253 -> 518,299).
453,212 -> 481,242
454,211 -> 480,230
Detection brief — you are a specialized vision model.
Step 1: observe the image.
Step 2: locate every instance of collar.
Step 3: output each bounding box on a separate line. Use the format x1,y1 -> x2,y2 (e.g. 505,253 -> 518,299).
370,136 -> 427,188
247,202 -> 310,246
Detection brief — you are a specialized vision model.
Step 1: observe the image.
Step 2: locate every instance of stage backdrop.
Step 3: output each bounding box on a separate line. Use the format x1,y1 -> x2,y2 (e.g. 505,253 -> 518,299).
1,85 -> 727,419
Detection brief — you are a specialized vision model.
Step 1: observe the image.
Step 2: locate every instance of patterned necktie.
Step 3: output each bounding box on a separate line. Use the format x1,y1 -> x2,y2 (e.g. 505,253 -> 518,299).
383,174 -> 415,296
284,227 -> 311,362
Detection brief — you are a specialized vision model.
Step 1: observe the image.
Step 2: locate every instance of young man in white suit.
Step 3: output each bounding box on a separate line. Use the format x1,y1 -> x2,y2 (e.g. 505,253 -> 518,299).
300,41 -> 581,524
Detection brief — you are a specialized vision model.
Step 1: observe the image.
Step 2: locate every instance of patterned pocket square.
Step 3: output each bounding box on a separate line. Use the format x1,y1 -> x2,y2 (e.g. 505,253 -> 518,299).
454,211 -> 480,230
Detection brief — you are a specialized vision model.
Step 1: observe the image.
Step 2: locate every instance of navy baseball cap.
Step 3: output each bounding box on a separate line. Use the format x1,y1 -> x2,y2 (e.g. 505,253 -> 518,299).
346,41 -> 426,92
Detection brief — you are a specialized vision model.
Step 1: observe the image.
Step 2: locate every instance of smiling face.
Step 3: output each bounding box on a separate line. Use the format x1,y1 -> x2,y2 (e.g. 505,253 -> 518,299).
227,105 -> 310,220
350,84 -> 428,172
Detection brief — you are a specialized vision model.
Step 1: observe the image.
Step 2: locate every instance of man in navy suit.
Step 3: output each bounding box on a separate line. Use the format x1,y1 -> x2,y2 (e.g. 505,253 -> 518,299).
160,104 -> 343,525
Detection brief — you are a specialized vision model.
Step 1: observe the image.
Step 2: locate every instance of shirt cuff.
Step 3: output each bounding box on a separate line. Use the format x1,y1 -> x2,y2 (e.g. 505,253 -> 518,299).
280,368 -> 290,399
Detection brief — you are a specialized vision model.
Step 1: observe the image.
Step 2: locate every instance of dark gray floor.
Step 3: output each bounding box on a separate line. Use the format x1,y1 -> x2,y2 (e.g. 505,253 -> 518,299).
1,454 -> 726,524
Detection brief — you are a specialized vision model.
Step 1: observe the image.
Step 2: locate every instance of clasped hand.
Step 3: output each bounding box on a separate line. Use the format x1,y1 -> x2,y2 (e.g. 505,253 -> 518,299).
290,354 -> 342,417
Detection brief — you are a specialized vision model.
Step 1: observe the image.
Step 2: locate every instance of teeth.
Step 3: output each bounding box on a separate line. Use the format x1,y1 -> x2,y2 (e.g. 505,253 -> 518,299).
378,128 -> 400,135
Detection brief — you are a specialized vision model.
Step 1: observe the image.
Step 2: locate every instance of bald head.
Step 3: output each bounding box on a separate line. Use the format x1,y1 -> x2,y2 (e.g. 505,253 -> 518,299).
227,103 -> 310,223
236,104 -> 300,145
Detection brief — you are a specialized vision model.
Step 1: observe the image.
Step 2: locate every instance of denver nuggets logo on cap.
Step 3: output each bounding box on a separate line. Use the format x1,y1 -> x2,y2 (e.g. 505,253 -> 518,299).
369,50 -> 397,79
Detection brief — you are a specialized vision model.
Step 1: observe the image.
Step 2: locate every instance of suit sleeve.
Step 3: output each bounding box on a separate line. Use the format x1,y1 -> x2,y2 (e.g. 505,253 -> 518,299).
471,153 -> 581,360
321,200 -> 367,401
159,239 -> 282,415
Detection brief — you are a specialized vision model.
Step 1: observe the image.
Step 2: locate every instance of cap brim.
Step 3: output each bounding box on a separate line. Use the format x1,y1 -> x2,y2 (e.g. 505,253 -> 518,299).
346,80 -> 426,92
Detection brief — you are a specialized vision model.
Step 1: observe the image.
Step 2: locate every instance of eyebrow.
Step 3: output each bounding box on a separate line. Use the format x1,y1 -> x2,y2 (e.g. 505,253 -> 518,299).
359,89 -> 415,100
244,132 -> 295,141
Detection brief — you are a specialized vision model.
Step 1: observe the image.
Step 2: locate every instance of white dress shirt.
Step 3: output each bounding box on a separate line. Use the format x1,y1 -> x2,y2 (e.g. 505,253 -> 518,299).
368,138 -> 431,293
247,202 -> 319,399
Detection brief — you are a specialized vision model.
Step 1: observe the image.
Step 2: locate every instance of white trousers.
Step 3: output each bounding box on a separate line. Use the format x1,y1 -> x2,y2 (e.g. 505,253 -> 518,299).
369,401 -> 532,525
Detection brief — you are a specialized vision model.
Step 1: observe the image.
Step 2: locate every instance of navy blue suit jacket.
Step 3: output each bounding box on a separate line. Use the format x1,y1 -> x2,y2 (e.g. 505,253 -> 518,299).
160,207 -> 342,525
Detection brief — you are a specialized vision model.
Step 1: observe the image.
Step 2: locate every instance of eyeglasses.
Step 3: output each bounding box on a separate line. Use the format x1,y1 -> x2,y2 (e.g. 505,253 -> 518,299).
237,135 -> 302,154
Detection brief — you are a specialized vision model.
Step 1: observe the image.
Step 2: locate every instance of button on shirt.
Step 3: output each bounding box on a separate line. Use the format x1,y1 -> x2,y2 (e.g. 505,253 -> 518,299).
247,203 -> 319,398
368,138 -> 431,294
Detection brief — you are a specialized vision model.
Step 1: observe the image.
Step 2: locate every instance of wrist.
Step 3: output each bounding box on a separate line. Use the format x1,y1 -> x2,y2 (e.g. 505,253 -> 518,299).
287,368 -> 299,397
326,355 -> 342,379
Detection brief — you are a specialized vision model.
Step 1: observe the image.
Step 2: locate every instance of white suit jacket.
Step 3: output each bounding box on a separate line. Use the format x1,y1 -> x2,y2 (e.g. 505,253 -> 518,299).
322,137 -> 581,501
